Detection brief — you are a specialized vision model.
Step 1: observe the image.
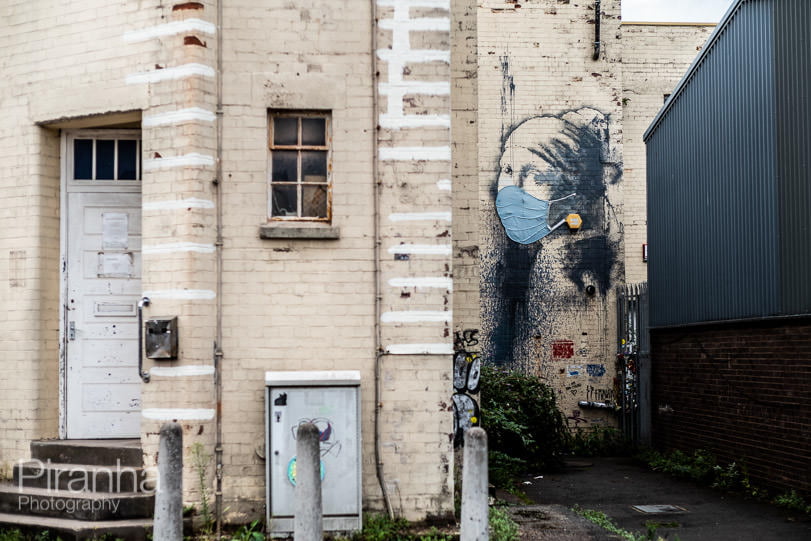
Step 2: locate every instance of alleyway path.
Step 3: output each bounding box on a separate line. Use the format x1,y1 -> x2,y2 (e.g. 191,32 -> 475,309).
505,456 -> 811,541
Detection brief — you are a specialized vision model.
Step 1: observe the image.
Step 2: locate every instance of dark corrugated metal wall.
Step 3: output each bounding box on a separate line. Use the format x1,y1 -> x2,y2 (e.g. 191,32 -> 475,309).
776,0 -> 811,315
646,0 -> 783,327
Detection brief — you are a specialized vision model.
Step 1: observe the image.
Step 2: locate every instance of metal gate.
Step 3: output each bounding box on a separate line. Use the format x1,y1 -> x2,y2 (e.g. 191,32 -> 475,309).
616,283 -> 650,444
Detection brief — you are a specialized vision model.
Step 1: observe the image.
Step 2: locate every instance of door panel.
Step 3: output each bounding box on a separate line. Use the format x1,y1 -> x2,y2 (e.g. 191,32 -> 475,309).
66,192 -> 142,438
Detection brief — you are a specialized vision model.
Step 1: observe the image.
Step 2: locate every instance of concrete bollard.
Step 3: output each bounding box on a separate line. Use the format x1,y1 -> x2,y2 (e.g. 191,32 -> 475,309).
294,422 -> 323,541
461,427 -> 489,541
153,423 -> 183,541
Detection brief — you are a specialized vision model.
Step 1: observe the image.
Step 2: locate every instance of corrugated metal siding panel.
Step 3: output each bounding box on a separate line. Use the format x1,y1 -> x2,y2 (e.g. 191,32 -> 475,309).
646,0 -> 780,327
776,0 -> 811,314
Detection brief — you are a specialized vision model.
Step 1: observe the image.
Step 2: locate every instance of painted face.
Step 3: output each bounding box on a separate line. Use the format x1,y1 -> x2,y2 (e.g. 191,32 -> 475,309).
495,110 -> 610,244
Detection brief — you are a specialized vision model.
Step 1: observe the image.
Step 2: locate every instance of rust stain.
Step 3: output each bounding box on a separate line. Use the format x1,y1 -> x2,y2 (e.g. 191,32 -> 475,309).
184,36 -> 207,47
172,2 -> 204,11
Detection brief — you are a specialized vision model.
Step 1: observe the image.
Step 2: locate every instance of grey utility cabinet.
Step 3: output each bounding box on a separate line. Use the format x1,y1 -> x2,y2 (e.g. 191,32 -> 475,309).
265,370 -> 362,536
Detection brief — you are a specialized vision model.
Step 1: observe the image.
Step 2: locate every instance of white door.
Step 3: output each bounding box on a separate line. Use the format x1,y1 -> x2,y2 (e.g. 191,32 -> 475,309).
65,190 -> 142,438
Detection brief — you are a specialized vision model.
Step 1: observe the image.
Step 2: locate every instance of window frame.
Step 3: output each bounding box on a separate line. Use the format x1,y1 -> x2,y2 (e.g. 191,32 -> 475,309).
65,130 -> 142,185
267,111 -> 332,222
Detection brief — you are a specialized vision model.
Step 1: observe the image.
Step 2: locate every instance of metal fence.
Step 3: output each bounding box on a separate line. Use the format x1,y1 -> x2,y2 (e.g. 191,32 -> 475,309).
616,283 -> 650,445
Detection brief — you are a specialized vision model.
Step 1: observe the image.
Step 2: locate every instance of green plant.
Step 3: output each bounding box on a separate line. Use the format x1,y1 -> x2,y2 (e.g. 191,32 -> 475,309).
227,520 -> 265,541
0,530 -> 24,541
190,442 -> 213,534
343,515 -> 455,541
773,490 -> 811,515
573,506 -> 646,541
489,506 -> 519,541
479,364 -> 569,486
355,514 -> 411,541
568,426 -> 633,457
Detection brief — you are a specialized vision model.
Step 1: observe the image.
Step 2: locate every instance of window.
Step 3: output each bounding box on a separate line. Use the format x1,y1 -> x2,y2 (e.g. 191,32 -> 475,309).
269,112 -> 331,221
70,134 -> 141,181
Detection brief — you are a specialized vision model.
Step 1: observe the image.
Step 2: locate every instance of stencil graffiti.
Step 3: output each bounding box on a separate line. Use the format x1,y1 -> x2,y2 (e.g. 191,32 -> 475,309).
482,106 -> 621,368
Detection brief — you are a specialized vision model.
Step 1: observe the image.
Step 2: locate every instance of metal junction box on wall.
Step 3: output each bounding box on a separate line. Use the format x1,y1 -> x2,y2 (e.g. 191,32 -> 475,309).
265,371 -> 362,536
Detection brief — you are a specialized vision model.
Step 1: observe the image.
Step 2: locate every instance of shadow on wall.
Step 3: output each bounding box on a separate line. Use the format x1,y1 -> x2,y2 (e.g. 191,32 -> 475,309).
482,107 -> 622,368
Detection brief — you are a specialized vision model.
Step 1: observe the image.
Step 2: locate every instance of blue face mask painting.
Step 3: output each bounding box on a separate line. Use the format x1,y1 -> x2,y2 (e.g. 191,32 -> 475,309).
496,186 -> 574,244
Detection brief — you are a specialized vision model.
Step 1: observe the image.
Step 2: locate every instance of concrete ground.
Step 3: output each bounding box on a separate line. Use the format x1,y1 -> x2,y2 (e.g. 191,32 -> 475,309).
503,456 -> 811,541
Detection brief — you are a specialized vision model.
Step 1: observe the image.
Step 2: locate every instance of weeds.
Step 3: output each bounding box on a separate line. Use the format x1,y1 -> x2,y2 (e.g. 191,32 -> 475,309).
568,426 -> 634,457
489,506 -> 519,541
773,490 -> 811,515
573,506 -> 675,541
479,364 -> 568,489
190,442 -> 214,534
639,448 -> 811,518
226,520 -> 265,541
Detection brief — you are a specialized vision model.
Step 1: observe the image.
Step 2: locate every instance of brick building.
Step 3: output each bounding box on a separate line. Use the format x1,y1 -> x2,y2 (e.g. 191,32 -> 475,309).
0,0 -> 453,533
0,0 -> 719,534
451,0 -> 713,429
645,0 -> 811,496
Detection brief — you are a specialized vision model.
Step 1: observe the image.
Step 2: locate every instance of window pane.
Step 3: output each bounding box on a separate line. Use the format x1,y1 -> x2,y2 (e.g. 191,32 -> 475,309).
302,185 -> 327,218
272,151 -> 298,181
96,139 -> 115,180
301,151 -> 327,181
302,118 -> 326,146
273,117 -> 298,146
118,140 -> 138,180
74,139 -> 93,179
272,185 -> 298,217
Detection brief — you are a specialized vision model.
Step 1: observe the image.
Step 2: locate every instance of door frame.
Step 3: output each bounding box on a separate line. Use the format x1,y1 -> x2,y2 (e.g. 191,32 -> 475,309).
58,129 -> 142,439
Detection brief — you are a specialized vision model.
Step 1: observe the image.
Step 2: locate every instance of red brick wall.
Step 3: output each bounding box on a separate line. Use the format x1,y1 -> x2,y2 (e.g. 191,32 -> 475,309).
651,317 -> 811,496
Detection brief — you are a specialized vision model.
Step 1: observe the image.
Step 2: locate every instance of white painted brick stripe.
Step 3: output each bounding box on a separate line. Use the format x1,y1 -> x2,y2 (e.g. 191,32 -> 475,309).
436,179 -> 451,191
143,107 -> 216,127
142,408 -> 215,421
388,277 -> 453,289
379,82 -> 450,95
143,153 -> 215,171
143,198 -> 216,211
377,0 -> 449,9
381,310 -> 452,323
126,63 -> 215,84
388,244 -> 452,255
389,211 -> 451,222
386,343 -> 454,355
150,365 -> 215,377
142,289 -> 216,300
123,18 -> 216,43
376,49 -> 450,64
378,18 -> 449,31
379,147 -> 450,161
379,114 -> 450,129
142,242 -> 216,255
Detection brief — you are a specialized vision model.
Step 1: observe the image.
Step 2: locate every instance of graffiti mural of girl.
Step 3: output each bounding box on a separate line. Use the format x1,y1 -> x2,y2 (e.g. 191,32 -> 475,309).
482,107 -> 622,369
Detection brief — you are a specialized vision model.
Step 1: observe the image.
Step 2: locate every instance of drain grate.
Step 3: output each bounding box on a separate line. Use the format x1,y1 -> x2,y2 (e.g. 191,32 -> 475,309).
632,504 -> 687,514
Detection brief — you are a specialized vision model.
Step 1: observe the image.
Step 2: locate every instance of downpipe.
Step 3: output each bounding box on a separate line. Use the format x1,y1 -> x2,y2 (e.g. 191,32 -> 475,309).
593,0 -> 602,60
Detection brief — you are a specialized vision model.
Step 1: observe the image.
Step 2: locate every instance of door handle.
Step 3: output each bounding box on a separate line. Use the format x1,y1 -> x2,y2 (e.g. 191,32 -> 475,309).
68,322 -> 76,341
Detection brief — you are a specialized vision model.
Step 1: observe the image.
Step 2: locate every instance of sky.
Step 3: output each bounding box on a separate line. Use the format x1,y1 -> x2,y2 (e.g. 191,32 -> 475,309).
622,0 -> 736,23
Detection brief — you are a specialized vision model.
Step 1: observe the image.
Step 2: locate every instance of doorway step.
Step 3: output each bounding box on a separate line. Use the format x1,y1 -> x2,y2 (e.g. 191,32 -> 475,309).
0,440 -> 153,540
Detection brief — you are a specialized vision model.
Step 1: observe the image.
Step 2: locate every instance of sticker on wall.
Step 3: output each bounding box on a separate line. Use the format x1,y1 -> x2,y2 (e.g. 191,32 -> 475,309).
287,456 -> 326,487
586,364 -> 606,378
102,212 -> 129,250
567,365 -> 583,377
